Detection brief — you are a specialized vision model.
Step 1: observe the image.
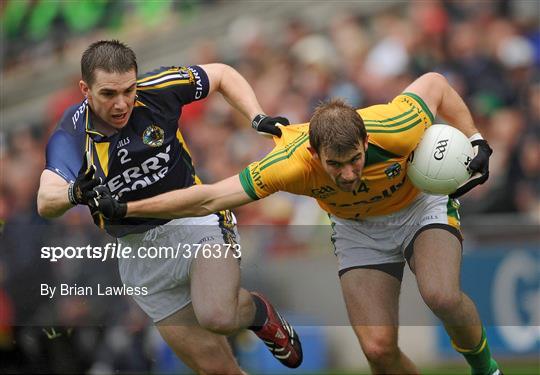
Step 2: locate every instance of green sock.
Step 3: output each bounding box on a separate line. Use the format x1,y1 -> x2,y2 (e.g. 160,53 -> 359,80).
452,327 -> 499,375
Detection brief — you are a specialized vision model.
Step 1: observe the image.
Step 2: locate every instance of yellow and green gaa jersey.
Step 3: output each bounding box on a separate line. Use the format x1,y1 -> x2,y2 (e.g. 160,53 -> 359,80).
239,93 -> 434,220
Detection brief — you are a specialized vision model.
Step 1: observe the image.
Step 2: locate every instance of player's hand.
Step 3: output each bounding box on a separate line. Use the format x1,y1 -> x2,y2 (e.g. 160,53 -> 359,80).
252,114 -> 290,137
450,139 -> 493,199
92,185 -> 127,219
68,154 -> 101,205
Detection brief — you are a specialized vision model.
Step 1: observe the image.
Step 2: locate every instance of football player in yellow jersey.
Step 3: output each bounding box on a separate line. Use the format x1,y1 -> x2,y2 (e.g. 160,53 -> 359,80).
95,72 -> 500,375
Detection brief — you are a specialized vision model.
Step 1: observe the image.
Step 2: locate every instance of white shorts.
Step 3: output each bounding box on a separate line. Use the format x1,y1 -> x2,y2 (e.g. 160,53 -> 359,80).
117,212 -> 239,322
329,193 -> 462,279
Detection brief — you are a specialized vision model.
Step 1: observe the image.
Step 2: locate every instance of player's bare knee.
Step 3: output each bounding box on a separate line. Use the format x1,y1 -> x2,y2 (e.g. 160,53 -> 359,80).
361,334 -> 400,365
355,328 -> 399,365
423,289 -> 463,316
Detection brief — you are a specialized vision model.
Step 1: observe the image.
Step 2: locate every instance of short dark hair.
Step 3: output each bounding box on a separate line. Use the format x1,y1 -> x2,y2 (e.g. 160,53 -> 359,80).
309,99 -> 367,156
81,40 -> 137,86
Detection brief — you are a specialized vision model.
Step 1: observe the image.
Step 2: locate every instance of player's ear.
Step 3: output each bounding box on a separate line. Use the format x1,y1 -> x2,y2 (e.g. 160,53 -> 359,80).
307,145 -> 319,160
79,80 -> 90,98
364,135 -> 369,151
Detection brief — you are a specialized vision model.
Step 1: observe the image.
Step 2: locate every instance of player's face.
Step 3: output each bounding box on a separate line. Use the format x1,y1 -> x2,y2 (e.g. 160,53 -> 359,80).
80,69 -> 137,131
318,141 -> 368,192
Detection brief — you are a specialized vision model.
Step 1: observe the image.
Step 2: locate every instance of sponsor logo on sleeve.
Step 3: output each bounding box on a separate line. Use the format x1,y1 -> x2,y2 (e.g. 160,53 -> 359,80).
187,66 -> 204,100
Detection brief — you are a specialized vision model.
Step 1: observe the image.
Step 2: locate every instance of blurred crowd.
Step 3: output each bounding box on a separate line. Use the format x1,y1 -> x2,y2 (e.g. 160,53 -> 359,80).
1,0 -> 539,372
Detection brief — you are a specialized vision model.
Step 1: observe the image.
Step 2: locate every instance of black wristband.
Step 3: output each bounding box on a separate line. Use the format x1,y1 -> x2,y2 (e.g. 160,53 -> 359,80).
67,182 -> 77,205
251,114 -> 267,130
118,202 -> 128,219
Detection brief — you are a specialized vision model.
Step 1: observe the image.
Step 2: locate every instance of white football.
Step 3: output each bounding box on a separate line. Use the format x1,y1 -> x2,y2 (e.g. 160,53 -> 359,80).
407,124 -> 474,195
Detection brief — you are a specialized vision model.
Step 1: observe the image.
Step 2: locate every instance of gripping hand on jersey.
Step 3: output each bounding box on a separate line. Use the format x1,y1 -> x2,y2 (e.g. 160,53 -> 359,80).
252,114 -> 290,137
68,153 -> 101,205
92,185 -> 127,219
450,138 -> 493,199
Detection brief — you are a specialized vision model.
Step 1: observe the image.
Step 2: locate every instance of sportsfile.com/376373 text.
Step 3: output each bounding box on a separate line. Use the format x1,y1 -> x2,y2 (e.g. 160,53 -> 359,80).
40,242 -> 242,262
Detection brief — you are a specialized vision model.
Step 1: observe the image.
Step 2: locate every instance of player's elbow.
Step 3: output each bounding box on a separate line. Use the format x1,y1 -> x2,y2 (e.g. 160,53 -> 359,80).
413,72 -> 450,115
421,72 -> 448,91
214,63 -> 235,75
37,190 -> 49,217
37,198 -> 56,219
205,63 -> 234,85
36,191 -> 63,219
422,72 -> 447,83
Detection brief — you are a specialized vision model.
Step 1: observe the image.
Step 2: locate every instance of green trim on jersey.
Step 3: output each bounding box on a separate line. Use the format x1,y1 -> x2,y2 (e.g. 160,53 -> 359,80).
365,118 -> 423,133
259,134 -> 309,171
239,168 -> 259,201
402,92 -> 435,123
363,108 -> 414,125
363,110 -> 417,127
258,132 -> 307,166
447,198 -> 460,222
364,143 -> 402,167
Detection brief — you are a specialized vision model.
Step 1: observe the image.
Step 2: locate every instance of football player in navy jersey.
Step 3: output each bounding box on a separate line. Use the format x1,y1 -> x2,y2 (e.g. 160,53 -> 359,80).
37,40 -> 302,372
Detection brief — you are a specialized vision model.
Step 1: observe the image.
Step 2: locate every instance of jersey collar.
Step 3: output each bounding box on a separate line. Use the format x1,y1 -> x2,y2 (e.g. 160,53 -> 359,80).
83,99 -> 114,142
364,142 -> 401,167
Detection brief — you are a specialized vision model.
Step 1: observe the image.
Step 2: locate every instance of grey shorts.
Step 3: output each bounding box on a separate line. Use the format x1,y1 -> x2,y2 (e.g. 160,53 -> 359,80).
330,193 -> 461,276
117,212 -> 239,322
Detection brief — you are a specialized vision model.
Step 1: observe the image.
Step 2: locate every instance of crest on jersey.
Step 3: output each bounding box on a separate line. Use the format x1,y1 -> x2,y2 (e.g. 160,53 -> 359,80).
142,125 -> 164,147
385,163 -> 401,179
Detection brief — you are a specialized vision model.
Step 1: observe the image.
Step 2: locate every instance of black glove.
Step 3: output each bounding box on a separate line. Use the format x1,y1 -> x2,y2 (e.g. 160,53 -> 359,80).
92,185 -> 127,219
68,154 -> 100,205
450,139 -> 493,199
252,114 -> 290,137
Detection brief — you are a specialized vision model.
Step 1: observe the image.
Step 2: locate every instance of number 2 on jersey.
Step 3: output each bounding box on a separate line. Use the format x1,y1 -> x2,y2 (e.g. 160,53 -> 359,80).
118,148 -> 132,164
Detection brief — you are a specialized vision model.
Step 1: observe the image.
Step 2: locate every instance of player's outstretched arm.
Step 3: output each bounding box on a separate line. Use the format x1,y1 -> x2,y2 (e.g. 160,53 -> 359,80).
128,175 -> 253,218
201,63 -> 263,121
201,63 -> 289,137
94,175 -> 254,220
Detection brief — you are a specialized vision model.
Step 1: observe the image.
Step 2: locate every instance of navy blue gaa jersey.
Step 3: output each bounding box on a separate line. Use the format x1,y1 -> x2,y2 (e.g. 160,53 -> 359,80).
45,66 -> 209,237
